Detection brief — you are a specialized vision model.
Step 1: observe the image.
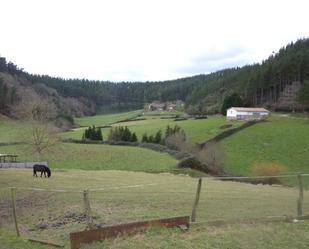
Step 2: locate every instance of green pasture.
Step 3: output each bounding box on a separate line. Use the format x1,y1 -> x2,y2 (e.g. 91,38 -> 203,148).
222,114 -> 309,176
0,169 -> 308,248
2,221 -> 309,249
63,111 -> 242,144
113,116 -> 240,144
84,222 -> 309,249
74,110 -> 142,127
0,119 -> 30,143
0,143 -> 177,173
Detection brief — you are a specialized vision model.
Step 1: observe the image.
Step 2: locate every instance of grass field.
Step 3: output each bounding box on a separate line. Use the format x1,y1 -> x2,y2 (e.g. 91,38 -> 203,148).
2,111 -> 309,249
0,119 -> 30,143
221,114 -> 309,176
63,111 -> 242,144
74,110 -> 143,127
0,143 -> 177,172
0,169 -> 308,248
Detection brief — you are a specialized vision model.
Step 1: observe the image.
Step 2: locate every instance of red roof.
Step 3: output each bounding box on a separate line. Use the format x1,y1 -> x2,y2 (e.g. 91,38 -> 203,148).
229,107 -> 269,112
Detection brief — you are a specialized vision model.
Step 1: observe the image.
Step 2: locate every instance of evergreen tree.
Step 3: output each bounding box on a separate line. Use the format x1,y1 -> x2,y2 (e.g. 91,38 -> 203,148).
82,125 -> 103,141
221,93 -> 243,115
131,132 -> 138,142
154,130 -> 162,144
141,133 -> 148,143
148,135 -> 154,143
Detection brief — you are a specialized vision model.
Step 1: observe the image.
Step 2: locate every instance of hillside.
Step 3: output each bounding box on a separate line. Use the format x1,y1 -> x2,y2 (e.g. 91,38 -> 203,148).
1,38 -> 309,118
221,114 -> 309,176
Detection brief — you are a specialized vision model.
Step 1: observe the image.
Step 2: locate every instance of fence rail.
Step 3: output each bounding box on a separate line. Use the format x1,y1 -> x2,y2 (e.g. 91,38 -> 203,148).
0,161 -> 48,169
0,173 -> 308,245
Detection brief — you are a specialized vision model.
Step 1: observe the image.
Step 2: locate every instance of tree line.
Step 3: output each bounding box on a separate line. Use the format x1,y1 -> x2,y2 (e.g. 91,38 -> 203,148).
1,38 -> 309,115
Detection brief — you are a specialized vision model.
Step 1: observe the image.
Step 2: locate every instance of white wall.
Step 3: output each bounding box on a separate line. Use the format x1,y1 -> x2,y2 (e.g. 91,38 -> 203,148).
0,161 -> 48,168
227,109 -> 269,120
227,109 -> 237,118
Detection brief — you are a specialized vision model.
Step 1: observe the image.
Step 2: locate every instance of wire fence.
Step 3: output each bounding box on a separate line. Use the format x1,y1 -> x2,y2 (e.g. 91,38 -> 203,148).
0,174 -> 308,246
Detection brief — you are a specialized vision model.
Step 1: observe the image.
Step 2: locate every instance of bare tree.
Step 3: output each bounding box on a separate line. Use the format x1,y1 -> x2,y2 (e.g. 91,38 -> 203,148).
13,90 -> 59,160
27,121 -> 58,160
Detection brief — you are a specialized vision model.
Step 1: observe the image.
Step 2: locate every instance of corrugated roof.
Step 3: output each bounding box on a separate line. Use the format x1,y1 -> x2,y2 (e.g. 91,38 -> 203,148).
229,107 -> 270,112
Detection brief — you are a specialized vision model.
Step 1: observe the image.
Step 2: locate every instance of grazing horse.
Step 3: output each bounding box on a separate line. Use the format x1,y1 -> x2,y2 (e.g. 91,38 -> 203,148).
33,164 -> 51,178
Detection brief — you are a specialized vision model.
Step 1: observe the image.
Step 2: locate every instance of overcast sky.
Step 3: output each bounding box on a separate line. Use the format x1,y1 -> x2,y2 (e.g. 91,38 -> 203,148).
1,0 -> 309,82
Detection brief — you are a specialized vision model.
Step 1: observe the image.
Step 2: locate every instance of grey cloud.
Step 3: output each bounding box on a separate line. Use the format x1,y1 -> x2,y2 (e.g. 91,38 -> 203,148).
177,47 -> 254,75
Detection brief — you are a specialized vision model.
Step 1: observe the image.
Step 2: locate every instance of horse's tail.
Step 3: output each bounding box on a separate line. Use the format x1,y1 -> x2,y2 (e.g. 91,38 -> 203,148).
46,167 -> 51,177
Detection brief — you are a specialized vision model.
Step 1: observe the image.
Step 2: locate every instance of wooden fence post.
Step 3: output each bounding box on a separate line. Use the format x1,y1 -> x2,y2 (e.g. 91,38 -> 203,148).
83,189 -> 93,229
191,178 -> 202,222
11,187 -> 20,236
297,173 -> 304,217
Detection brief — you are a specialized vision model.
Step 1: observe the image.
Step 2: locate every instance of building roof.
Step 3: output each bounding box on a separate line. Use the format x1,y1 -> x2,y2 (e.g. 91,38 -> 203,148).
228,107 -> 270,112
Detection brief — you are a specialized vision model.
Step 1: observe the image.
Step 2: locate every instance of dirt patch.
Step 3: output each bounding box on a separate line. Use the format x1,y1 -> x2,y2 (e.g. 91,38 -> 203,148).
50,211 -> 100,228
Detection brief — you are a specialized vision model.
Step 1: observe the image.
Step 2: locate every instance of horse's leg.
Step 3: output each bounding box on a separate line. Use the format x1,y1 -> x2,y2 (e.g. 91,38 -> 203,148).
40,171 -> 43,177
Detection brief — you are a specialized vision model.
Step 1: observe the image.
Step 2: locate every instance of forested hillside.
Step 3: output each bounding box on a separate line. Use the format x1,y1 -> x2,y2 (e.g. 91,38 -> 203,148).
1,38 -> 309,118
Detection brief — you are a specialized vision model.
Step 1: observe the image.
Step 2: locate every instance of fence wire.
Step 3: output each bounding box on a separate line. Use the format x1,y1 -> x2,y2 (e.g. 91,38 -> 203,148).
0,174 -> 308,245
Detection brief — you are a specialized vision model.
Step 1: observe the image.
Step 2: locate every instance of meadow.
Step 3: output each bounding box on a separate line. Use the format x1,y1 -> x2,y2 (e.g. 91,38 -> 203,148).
0,118 -> 31,144
0,143 -> 177,172
221,114 -> 309,176
1,111 -> 309,249
0,169 -> 308,248
62,110 -> 242,144
74,110 -> 143,127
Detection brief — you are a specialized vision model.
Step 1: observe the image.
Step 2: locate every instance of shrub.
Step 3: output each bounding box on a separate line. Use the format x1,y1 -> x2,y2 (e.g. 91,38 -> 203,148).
82,125 -> 103,141
194,115 -> 208,120
174,117 -> 188,121
154,130 -> 162,144
178,156 -> 202,169
196,142 -> 225,175
165,125 -> 186,140
165,132 -> 187,151
107,126 -> 137,142
141,133 -> 148,143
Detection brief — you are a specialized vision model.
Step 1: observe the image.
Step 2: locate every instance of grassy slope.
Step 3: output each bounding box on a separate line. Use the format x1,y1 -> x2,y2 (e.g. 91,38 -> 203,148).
0,119 -> 30,143
0,143 -> 177,172
0,169 -> 308,248
74,110 -> 142,127
63,111 -> 241,144
221,114 -> 309,175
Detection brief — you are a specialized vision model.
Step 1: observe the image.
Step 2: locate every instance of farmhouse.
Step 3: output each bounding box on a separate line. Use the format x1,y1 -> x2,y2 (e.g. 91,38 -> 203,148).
147,101 -> 183,112
226,107 -> 269,120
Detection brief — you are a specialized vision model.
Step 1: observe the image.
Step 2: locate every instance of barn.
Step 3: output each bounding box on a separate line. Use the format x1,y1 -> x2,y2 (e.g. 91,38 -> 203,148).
226,107 -> 270,120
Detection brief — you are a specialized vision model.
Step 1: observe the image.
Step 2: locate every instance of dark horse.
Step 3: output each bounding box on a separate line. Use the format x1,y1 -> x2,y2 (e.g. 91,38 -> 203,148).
33,164 -> 51,178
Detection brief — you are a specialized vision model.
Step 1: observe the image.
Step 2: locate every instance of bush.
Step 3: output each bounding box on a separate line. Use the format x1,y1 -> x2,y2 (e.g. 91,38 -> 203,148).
82,125 -> 103,141
107,126 -> 137,142
165,125 -> 186,140
194,115 -> 208,120
196,142 -> 225,175
165,132 -> 187,151
174,117 -> 188,121
251,161 -> 288,185
178,156 -> 202,169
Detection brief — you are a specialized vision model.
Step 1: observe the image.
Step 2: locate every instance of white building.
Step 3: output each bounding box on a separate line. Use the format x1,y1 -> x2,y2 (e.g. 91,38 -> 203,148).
226,107 -> 270,120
